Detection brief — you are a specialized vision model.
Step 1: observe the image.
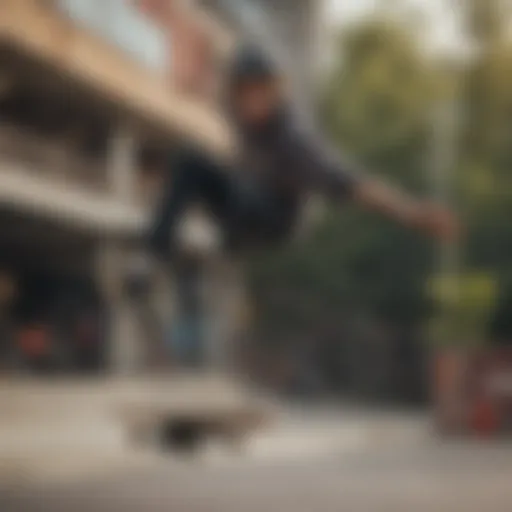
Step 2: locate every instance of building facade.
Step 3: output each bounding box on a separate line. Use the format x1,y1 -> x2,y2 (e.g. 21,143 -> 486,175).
0,0 -> 321,376
0,0 -> 228,374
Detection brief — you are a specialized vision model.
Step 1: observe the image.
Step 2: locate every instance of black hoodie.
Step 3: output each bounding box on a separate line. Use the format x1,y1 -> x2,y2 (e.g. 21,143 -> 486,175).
233,104 -> 363,232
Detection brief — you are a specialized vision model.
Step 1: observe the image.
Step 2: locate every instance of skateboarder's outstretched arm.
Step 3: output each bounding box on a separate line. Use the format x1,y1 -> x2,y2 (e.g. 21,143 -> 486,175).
353,178 -> 458,241
289,128 -> 458,242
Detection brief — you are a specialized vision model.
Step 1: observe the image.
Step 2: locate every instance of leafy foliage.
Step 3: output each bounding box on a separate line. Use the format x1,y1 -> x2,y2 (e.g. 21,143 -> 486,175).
247,1 -> 512,398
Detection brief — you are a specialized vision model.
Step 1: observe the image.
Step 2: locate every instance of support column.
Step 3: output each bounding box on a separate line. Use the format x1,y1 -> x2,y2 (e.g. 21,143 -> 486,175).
204,259 -> 248,373
107,125 -> 137,201
94,242 -> 143,374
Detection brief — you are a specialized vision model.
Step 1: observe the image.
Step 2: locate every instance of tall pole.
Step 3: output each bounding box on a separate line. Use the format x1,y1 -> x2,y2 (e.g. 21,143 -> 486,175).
428,94 -> 461,328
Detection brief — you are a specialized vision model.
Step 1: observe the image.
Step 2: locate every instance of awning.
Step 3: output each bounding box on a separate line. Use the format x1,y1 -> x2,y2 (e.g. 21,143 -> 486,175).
0,0 -> 233,157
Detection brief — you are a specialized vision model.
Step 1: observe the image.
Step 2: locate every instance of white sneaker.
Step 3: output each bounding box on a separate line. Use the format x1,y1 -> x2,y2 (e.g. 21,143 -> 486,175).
177,209 -> 223,256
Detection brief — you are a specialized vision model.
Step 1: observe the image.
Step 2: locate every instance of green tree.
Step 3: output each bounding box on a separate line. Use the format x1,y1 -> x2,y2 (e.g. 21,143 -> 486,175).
248,17 -> 443,399
458,0 -> 512,343
248,2 -> 512,400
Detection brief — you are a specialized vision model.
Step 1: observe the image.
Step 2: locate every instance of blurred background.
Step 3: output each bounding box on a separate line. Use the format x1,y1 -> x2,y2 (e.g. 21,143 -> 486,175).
1,0 -> 512,510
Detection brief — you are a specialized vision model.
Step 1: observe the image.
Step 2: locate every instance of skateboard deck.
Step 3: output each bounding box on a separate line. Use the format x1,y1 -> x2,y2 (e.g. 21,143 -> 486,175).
116,374 -> 272,451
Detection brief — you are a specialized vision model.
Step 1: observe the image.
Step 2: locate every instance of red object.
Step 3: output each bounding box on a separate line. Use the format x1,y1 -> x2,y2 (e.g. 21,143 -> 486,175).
471,398 -> 500,437
434,348 -> 512,437
18,327 -> 49,358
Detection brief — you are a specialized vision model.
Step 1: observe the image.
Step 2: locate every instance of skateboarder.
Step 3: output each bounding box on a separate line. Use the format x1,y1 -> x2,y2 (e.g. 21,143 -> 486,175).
148,43 -> 457,260
137,2 -> 457,366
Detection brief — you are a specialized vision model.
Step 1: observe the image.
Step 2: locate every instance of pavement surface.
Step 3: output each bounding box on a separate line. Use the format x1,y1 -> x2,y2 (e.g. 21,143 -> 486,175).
0,399 -> 428,488
0,377 -> 423,488
1,379 -> 511,511
2,439 -> 512,512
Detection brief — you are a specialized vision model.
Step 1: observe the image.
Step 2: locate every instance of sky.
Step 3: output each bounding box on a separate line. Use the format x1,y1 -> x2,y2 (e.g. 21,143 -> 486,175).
324,0 -> 465,57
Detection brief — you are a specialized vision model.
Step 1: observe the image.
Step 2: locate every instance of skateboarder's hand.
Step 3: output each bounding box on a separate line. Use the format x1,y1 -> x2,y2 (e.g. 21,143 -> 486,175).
355,180 -> 459,243
409,201 -> 460,243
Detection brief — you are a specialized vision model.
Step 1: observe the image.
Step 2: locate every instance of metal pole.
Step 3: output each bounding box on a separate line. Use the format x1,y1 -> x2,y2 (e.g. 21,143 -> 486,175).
428,96 -> 460,300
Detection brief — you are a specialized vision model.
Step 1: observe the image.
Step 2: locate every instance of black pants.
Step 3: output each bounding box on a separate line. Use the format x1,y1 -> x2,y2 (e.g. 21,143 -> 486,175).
148,148 -> 291,260
148,148 -> 292,367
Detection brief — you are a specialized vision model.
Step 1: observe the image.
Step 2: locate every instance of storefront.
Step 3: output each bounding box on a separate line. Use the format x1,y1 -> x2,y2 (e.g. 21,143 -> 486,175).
0,211 -> 107,375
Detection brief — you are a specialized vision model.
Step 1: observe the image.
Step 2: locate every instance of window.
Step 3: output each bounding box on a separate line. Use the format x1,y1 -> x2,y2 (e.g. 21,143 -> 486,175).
56,0 -> 169,71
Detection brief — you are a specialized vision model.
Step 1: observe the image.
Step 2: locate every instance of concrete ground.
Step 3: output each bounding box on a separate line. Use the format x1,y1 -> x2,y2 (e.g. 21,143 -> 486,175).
2,437 -> 512,512
1,379 -> 511,511
0,398 -> 427,488
0,377 -> 422,487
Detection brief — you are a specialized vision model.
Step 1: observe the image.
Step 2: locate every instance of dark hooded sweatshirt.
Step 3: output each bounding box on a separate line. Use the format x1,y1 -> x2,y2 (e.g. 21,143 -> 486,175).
149,106 -> 362,256
230,106 -> 362,239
